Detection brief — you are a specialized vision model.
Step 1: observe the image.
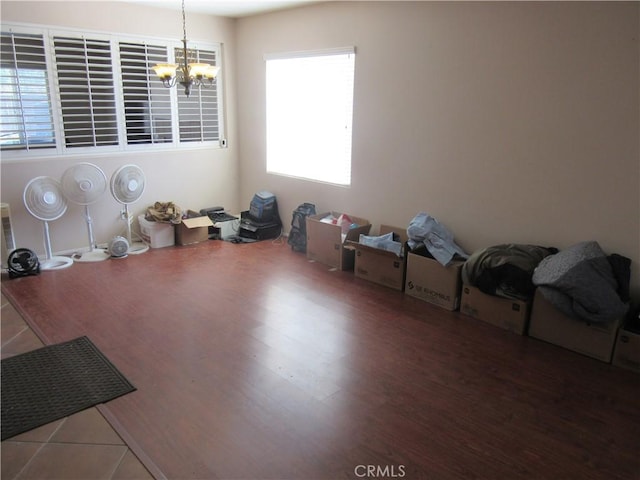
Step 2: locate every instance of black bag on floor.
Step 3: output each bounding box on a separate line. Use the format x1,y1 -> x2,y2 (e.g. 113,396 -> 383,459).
288,203 -> 316,253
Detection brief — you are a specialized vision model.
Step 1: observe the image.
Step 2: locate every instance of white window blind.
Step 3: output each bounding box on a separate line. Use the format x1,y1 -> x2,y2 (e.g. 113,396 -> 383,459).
266,48 -> 355,186
53,35 -> 118,148
0,32 -> 55,151
176,47 -> 219,142
119,42 -> 172,144
1,24 -> 224,159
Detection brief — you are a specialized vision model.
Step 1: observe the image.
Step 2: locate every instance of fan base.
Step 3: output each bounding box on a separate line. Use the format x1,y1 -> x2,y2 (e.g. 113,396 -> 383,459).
40,256 -> 74,271
73,248 -> 110,263
128,241 -> 149,255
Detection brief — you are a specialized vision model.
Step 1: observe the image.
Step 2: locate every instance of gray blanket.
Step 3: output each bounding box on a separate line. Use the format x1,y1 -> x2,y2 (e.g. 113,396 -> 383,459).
532,241 -> 628,324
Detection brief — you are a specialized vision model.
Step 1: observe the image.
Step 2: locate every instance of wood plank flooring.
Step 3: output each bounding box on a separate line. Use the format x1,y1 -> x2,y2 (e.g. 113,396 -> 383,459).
1,239 -> 639,480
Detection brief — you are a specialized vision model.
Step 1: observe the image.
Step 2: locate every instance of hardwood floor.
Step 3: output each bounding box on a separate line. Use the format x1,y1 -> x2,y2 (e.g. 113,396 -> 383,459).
2,239 -> 639,480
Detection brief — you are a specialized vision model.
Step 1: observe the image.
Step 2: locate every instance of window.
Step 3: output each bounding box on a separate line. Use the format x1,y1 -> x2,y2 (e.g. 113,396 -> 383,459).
176,47 -> 219,143
0,24 -> 224,158
53,35 -> 118,148
119,42 -> 172,144
0,31 -> 55,151
265,48 -> 355,186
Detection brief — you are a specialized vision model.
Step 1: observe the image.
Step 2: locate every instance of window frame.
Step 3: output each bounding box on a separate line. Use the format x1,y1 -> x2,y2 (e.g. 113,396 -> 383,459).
0,23 -> 225,162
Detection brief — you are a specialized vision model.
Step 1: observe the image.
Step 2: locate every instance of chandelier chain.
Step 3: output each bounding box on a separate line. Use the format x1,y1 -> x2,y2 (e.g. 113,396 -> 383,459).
182,0 -> 187,46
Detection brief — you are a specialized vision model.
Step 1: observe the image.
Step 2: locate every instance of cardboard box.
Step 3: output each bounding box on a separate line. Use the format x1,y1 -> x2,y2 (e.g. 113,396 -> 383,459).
405,252 -> 463,310
612,328 -> 640,373
138,215 -> 175,248
175,215 -> 213,246
529,290 -> 622,362
460,285 -> 530,334
351,225 -> 408,291
306,212 -> 371,270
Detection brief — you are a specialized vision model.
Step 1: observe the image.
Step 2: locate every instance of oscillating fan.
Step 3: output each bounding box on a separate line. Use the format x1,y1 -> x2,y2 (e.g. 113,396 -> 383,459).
61,163 -> 110,262
23,176 -> 73,270
110,164 -> 149,255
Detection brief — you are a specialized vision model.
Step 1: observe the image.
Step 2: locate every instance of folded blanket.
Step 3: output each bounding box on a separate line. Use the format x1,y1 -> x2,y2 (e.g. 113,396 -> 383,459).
532,241 -> 628,324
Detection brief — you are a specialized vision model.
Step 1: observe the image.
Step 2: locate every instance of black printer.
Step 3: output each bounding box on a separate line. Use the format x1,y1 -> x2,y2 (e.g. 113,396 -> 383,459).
238,191 -> 282,240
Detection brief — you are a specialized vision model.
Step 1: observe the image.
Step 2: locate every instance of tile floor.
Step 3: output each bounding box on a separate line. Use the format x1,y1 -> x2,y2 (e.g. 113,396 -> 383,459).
1,293 -> 154,480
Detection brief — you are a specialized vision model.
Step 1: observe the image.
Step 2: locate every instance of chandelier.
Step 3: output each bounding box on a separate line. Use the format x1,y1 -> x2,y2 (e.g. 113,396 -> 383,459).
152,0 -> 219,97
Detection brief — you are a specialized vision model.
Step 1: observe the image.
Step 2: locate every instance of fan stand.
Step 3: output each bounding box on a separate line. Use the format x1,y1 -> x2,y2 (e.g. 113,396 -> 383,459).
123,204 -> 149,255
128,241 -> 149,255
111,165 -> 149,256
74,249 -> 109,263
40,221 -> 73,270
73,205 -> 109,263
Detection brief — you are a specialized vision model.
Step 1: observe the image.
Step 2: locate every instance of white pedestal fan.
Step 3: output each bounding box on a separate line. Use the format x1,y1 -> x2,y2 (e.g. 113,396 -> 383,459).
110,164 -> 149,255
61,163 -> 110,262
23,176 -> 74,270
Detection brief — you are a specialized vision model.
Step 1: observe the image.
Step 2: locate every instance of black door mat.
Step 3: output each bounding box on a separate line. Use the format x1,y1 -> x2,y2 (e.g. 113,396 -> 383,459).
1,336 -> 136,440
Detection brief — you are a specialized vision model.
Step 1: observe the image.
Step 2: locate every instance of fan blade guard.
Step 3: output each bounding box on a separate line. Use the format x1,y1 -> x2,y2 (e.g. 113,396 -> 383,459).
61,163 -> 107,205
110,164 -> 145,205
23,177 -> 68,221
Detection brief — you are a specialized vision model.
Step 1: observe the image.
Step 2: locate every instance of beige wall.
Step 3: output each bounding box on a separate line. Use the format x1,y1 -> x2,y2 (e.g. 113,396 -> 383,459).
1,1 -> 638,301
0,1 -> 240,254
236,1 -> 640,300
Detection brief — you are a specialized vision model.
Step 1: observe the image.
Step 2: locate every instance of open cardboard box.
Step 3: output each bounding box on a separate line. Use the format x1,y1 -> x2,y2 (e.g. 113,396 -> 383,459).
306,212 -> 371,270
460,285 -> 530,334
175,213 -> 213,246
349,225 -> 407,291
405,248 -> 464,311
612,326 -> 640,373
529,290 -> 622,362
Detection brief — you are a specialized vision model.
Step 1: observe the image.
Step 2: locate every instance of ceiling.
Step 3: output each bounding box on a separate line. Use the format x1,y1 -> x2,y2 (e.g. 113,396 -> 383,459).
122,0 -> 323,18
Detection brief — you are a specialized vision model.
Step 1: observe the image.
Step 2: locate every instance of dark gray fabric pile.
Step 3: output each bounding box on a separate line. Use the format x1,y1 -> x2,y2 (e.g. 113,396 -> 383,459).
532,241 -> 629,324
462,244 -> 557,300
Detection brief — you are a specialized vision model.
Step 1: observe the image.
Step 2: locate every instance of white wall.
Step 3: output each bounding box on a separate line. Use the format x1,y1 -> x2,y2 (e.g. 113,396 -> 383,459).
235,1 -> 640,300
0,1 -> 239,255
